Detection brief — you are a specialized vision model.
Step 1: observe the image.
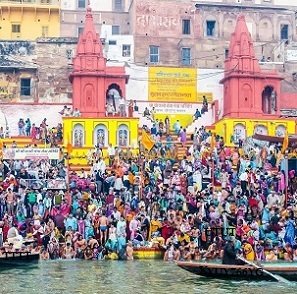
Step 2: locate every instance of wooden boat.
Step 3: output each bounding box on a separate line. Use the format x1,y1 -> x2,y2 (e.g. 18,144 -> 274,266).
177,261 -> 297,282
133,247 -> 165,260
0,252 -> 40,267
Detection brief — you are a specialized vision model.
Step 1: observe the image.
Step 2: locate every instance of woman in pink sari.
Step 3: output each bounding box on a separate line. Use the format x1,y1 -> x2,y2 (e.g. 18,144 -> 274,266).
31,123 -> 38,141
278,170 -> 286,194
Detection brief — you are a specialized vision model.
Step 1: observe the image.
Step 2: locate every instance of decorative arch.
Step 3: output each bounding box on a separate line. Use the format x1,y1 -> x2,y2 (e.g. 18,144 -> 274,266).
106,83 -> 123,114
223,17 -> 236,39
83,83 -> 95,109
94,124 -> 108,147
254,124 -> 268,135
275,125 -> 286,137
73,123 -> 84,147
241,83 -> 252,109
258,18 -> 273,42
233,123 -> 246,144
117,124 -> 129,147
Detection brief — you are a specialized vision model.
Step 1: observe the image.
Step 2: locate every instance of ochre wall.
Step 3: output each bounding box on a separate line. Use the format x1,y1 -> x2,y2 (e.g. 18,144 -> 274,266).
215,118 -> 296,146
0,8 -> 60,40
63,117 -> 139,166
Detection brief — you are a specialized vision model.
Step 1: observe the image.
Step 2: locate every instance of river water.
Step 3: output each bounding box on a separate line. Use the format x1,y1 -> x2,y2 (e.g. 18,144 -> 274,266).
0,260 -> 296,294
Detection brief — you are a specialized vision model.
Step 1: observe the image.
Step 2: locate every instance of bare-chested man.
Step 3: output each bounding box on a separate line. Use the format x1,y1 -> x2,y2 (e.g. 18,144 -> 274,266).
99,211 -> 109,244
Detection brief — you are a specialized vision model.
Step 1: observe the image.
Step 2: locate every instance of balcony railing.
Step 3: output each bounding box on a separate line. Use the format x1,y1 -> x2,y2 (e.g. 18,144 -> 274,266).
0,0 -> 60,6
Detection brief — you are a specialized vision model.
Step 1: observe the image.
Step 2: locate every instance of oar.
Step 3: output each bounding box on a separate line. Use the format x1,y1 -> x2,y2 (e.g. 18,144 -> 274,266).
237,255 -> 289,283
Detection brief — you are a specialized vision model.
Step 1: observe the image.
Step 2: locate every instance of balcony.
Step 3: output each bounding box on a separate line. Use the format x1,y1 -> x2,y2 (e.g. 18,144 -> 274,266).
0,0 -> 60,9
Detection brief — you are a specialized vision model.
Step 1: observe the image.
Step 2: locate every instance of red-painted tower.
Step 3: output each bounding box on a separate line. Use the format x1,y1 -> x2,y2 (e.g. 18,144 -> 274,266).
221,15 -> 283,119
70,6 -> 128,117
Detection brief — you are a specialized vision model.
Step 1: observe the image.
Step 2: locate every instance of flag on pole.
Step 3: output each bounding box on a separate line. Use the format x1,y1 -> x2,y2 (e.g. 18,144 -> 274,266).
210,133 -> 216,152
282,131 -> 289,154
66,135 -> 73,154
141,129 -> 155,151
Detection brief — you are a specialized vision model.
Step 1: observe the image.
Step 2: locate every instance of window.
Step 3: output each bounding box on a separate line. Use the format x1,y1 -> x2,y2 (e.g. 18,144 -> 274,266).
280,24 -> 289,40
117,124 -> 129,147
108,40 -> 117,45
20,78 -> 31,96
94,124 -> 108,147
11,24 -> 21,33
42,26 -> 48,38
112,25 -> 120,35
149,45 -> 159,63
206,20 -> 216,37
73,124 -> 84,147
114,0 -> 123,11
78,27 -> 84,36
78,0 -> 85,8
182,19 -> 191,35
122,45 -> 131,57
181,48 -> 191,66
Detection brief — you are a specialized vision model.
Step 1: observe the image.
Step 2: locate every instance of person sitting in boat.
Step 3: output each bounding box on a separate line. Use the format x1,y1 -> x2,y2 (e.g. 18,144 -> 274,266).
242,240 -> 255,261
222,237 -> 237,265
284,243 -> 294,261
7,223 -> 23,250
266,250 -> 278,262
255,242 -> 265,261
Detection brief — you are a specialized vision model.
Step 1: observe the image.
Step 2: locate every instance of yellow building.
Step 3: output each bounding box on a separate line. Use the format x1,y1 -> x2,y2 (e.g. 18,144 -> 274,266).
63,117 -> 139,167
0,0 -> 60,40
214,117 -> 296,146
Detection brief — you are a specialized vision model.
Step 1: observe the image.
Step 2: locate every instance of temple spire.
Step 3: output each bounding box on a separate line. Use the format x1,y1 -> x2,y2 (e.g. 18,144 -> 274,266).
225,14 -> 260,74
73,4 -> 105,72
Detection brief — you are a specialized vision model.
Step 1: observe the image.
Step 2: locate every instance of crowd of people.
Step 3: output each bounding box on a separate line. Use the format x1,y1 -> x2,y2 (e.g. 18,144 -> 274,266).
15,117 -> 63,146
0,122 -> 296,264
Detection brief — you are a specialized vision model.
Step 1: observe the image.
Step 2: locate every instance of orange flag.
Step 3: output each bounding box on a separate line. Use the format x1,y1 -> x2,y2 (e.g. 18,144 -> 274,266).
281,131 -> 289,154
210,133 -> 216,152
141,129 -> 155,151
66,135 -> 73,154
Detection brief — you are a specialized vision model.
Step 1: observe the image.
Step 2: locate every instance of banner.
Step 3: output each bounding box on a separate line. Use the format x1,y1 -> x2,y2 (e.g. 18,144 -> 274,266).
3,148 -> 60,160
147,102 -> 198,114
148,67 -> 197,102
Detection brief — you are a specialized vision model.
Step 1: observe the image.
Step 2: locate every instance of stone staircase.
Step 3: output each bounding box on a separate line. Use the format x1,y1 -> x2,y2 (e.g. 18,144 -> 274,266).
186,109 -> 213,134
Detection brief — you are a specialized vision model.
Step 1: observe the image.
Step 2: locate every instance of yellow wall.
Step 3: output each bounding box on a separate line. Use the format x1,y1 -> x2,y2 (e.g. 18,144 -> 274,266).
0,7 -> 60,40
214,117 -> 296,145
63,117 -> 139,166
154,114 -> 193,130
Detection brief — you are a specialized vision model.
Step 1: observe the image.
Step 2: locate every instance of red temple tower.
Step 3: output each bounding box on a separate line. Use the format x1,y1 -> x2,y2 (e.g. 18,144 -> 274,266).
221,14 -> 283,119
69,6 -> 128,117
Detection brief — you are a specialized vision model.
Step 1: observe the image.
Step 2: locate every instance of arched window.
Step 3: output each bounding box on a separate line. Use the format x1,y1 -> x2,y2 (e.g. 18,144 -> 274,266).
94,124 -> 108,147
254,125 -> 268,135
233,123 -> 246,144
117,124 -> 129,147
73,124 -> 84,147
275,125 -> 286,137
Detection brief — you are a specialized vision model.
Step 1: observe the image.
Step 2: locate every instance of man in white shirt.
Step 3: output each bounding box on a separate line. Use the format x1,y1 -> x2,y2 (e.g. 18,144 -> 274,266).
119,97 -> 126,117
72,108 -> 81,117
107,144 -> 115,165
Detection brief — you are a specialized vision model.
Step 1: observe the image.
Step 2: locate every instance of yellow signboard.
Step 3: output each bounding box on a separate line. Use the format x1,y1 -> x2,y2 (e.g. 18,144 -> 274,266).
148,67 -> 197,102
